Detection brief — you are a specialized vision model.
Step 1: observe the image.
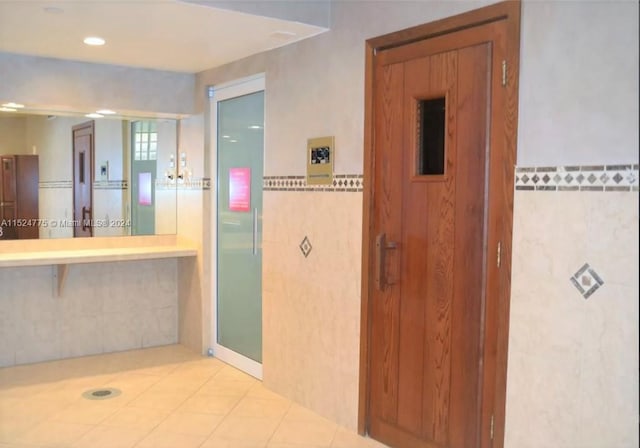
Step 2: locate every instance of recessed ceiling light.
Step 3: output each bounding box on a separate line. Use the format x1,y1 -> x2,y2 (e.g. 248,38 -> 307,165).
43,6 -> 64,14
229,139 -> 238,143
0,107 -> 18,112
2,102 -> 24,108
248,125 -> 263,130
84,37 -> 106,46
222,135 -> 230,139
96,109 -> 116,115
86,113 -> 103,118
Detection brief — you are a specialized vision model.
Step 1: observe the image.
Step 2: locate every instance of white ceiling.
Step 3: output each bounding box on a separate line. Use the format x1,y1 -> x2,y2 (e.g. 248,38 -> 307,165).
0,0 -> 327,73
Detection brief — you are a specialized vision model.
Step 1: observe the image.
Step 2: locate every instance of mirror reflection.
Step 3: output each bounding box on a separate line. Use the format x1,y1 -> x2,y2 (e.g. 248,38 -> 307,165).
0,112 -> 178,240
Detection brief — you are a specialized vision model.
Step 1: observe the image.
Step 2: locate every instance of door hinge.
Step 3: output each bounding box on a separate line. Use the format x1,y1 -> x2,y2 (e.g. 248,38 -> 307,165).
501,60 -> 507,87
490,414 -> 495,440
497,241 -> 502,268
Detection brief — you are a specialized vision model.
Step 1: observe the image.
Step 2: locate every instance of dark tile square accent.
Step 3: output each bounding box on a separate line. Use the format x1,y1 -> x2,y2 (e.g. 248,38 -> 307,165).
570,263 -> 604,299
581,165 -> 605,171
606,164 -> 631,171
605,186 -> 631,192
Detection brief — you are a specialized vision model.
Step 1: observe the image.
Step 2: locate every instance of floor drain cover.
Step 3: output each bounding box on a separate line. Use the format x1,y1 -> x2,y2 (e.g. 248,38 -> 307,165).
82,388 -> 122,400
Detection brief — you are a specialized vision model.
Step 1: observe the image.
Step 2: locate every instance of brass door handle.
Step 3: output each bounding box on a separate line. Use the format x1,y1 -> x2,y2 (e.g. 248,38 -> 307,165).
375,233 -> 397,291
82,206 -> 92,231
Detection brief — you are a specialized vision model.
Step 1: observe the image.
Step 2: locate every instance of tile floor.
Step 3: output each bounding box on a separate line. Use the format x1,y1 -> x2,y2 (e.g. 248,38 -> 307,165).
0,345 -> 387,448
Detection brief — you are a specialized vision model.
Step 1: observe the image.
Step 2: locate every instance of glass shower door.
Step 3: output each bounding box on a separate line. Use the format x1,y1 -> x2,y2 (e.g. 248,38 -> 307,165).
216,87 -> 264,372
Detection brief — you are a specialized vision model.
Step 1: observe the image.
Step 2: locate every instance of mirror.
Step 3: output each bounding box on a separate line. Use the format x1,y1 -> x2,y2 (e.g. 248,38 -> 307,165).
0,111 -> 178,240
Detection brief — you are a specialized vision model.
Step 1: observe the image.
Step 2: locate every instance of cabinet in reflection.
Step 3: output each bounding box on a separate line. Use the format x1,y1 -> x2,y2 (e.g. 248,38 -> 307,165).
0,154 -> 39,240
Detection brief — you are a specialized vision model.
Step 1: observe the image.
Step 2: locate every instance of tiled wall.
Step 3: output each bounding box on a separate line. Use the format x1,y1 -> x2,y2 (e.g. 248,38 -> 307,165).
0,259 -> 179,368
262,182 -> 363,429
193,1 -> 638,440
505,165 -> 639,447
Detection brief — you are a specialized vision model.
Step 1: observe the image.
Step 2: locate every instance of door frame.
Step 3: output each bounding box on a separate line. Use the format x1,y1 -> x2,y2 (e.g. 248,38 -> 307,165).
72,120 -> 95,237
358,2 -> 521,446
209,73 -> 265,379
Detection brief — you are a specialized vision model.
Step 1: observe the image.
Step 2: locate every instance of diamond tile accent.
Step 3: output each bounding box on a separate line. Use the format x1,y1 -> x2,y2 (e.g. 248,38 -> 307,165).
299,236 -> 313,258
570,263 -> 604,299
515,164 -> 638,192
263,174 -> 363,192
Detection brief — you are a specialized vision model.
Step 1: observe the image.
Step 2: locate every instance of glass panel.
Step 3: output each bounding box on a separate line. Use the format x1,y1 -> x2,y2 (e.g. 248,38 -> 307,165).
417,97 -> 446,176
79,151 -> 85,184
217,91 -> 264,363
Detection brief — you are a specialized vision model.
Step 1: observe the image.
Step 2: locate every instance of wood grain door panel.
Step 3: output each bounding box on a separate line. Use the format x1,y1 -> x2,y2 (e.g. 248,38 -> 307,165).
361,3 -> 520,447
369,32 -> 493,448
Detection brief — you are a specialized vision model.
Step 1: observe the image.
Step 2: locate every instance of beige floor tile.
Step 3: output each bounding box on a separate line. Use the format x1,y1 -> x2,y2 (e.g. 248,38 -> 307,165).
177,393 -> 242,415
101,406 -> 169,432
214,365 -> 257,382
285,403 -> 330,421
127,363 -> 182,377
154,411 -> 223,437
246,383 -> 292,402
198,378 -> 255,397
48,399 -> 122,425
0,443 -> 40,448
267,444 -> 328,448
0,415 -> 42,443
270,409 -> 337,447
230,397 -> 291,419
126,389 -> 191,412
102,372 -> 164,403
0,346 -> 359,448
212,416 -> 281,444
146,374 -> 209,395
17,420 -> 94,447
1,397 -> 68,422
71,425 -> 149,448
134,429 -> 208,448
171,359 -> 225,378
201,436 -> 267,448
331,427 -> 390,448
0,382 -> 58,399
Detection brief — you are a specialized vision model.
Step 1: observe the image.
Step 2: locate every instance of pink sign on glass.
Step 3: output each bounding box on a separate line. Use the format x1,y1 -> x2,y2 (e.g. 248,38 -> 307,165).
229,167 -> 251,212
138,172 -> 152,206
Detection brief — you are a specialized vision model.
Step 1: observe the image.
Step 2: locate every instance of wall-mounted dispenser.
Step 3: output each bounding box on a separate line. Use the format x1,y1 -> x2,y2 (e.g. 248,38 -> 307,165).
165,154 -> 176,181
178,152 -> 191,181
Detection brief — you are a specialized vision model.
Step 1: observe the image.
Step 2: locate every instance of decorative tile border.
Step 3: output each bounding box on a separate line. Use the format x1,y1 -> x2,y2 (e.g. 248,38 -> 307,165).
157,177 -> 211,191
94,180 -> 128,190
263,174 -> 364,192
515,164 -> 638,192
39,180 -> 72,189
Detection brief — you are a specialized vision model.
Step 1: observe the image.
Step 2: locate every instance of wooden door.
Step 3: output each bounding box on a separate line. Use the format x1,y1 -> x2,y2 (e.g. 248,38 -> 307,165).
362,3 -> 520,448
72,121 -> 94,237
0,156 -> 17,239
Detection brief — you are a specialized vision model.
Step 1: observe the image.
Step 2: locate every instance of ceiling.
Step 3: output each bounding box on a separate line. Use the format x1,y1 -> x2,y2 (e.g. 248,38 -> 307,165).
0,0 -> 327,74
